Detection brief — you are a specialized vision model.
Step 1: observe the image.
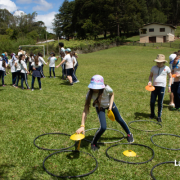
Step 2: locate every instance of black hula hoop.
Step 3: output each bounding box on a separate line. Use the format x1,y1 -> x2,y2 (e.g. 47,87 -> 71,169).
128,120 -> 162,132
33,132 -> 76,151
151,133 -> 180,150
43,150 -> 98,178
150,161 -> 174,180
83,128 -> 125,144
106,143 -> 155,164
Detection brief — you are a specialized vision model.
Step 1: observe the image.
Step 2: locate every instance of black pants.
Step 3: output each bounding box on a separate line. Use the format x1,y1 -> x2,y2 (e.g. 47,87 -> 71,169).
15,70 -> 21,86
0,70 -> 5,85
12,72 -> 16,85
173,82 -> 180,109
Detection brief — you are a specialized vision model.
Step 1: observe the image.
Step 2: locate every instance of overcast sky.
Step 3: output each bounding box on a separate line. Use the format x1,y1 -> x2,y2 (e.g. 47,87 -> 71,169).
0,0 -> 70,33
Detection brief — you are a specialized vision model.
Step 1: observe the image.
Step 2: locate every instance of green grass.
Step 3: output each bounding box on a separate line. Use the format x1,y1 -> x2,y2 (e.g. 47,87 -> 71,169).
1,45 -> 180,180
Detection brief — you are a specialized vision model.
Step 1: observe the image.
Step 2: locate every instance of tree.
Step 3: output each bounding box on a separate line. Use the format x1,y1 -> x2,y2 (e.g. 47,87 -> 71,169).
53,0 -> 75,40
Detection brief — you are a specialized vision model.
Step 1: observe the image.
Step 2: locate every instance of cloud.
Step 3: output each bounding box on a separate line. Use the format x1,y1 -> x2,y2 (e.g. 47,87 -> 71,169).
33,0 -> 53,11
16,0 -> 32,4
13,10 -> 26,16
36,11 -> 57,33
0,0 -> 17,12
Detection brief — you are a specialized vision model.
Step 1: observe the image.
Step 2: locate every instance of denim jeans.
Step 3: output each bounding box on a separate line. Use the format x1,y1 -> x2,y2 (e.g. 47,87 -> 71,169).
21,73 -> 30,89
49,67 -> 55,77
173,82 -> 180,109
31,76 -> 41,89
150,86 -> 165,117
72,65 -> 78,82
0,70 -> 5,85
15,70 -> 21,86
92,102 -> 131,145
12,72 -> 16,84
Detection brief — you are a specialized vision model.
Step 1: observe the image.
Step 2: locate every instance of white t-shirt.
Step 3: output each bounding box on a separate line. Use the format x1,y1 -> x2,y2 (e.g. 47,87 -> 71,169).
48,57 -> 57,67
15,60 -> 21,71
38,57 -> 46,66
0,61 -> 6,71
172,61 -> 180,82
31,62 -> 41,68
86,85 -> 113,108
29,56 -> 34,63
18,51 -> 26,56
9,59 -> 16,72
72,56 -> 77,67
20,60 -> 28,73
151,65 -> 171,87
64,54 -> 74,69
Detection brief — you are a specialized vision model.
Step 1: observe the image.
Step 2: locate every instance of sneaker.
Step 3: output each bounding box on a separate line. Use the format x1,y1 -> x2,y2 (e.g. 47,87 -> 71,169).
22,88 -> 24,90
2,85 -> 5,87
149,114 -> 155,119
169,103 -> 175,108
49,76 -> 52,78
157,117 -> 162,122
12,84 -> 16,87
39,88 -> 42,90
91,144 -> 98,151
73,80 -> 80,83
70,83 -> 73,86
32,89 -> 34,91
54,76 -> 56,78
127,133 -> 134,143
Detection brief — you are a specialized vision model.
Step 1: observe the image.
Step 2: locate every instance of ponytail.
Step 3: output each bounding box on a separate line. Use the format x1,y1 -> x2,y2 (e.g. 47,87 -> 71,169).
2,60 -> 6,68
35,56 -> 39,66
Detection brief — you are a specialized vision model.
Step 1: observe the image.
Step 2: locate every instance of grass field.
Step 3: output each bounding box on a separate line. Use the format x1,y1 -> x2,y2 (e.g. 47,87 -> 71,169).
1,45 -> 180,180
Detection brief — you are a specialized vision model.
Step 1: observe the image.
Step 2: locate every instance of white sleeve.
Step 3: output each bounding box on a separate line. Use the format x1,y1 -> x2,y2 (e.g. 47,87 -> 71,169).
105,85 -> 113,94
167,66 -> 171,74
39,57 -> 46,64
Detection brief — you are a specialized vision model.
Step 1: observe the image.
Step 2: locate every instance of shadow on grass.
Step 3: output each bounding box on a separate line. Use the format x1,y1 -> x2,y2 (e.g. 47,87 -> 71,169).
20,163 -> 44,180
0,164 -> 15,179
134,112 -> 150,120
59,82 -> 71,86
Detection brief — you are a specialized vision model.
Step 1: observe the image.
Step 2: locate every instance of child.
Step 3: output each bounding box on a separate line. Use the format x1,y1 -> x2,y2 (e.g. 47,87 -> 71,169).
148,54 -> 172,122
19,54 -> 30,89
76,75 -> 134,151
72,52 -> 79,83
0,57 -> 7,86
9,53 -> 17,86
59,42 -> 66,79
4,52 -> 10,74
48,52 -> 57,78
38,52 -> 47,78
31,56 -> 42,91
29,53 -> 34,75
15,56 -> 21,88
171,53 -> 180,110
169,53 -> 177,107
56,48 -> 74,85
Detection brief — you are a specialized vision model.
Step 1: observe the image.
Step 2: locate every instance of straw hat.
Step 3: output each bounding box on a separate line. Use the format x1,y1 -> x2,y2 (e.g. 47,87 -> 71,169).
154,54 -> 168,63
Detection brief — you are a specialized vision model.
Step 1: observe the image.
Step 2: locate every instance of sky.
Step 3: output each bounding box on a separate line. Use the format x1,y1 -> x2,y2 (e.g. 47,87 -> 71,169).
0,0 -> 67,33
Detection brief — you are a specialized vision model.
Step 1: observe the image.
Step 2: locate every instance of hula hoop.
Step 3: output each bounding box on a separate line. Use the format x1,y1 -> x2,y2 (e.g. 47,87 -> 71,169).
83,128 -> 125,144
151,133 -> 180,150
128,120 -> 162,132
43,150 -> 98,178
106,143 -> 155,164
150,161 -> 174,180
33,133 -> 76,151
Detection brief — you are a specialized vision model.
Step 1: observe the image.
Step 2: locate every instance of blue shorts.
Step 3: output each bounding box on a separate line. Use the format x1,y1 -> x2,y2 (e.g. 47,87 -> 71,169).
66,68 -> 73,76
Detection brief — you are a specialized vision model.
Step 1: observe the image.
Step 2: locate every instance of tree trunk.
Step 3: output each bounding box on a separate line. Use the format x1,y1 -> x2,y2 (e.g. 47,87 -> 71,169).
117,23 -> 119,36
104,30 -> 107,39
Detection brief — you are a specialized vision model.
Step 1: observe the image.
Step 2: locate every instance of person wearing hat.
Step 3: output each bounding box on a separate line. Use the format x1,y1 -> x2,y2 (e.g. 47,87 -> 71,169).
18,46 -> 26,56
76,75 -> 134,151
56,48 -> 74,85
148,54 -> 172,122
169,53 -> 177,108
171,53 -> 180,111
47,52 -> 57,78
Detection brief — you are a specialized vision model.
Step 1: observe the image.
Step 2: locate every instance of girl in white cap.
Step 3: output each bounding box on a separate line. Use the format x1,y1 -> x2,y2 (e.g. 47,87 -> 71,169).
148,54 -> 172,122
76,75 -> 134,151
56,48 -> 74,85
171,53 -> 180,110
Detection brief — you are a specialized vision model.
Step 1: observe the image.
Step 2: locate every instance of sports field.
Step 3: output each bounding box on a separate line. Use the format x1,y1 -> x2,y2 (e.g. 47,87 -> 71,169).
1,45 -> 180,180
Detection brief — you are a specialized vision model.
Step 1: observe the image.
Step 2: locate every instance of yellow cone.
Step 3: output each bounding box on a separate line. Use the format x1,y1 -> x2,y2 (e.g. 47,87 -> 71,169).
70,133 -> 85,141
123,150 -> 137,157
107,110 -> 115,121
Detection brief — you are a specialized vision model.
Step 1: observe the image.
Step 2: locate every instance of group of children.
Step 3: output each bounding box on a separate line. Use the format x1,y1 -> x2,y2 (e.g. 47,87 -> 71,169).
0,44 -> 79,90
148,51 -> 180,123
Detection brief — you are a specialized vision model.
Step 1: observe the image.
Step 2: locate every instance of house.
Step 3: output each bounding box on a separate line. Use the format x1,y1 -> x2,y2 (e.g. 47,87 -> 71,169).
139,23 -> 176,43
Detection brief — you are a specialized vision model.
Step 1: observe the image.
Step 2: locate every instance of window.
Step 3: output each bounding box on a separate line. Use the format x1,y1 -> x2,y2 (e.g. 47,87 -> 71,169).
149,28 -> 154,32
141,29 -> 147,34
160,28 -> 165,32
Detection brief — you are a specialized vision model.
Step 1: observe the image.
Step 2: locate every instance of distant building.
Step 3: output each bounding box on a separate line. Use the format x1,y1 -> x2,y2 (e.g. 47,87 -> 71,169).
139,23 -> 176,43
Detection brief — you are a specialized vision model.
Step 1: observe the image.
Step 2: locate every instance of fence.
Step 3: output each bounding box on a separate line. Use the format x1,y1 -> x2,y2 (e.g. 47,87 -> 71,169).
127,41 -> 180,49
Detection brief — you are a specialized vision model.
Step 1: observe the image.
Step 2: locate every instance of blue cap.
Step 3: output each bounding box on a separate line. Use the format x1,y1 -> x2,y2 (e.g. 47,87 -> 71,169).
65,48 -> 71,52
1,53 -> 5,56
